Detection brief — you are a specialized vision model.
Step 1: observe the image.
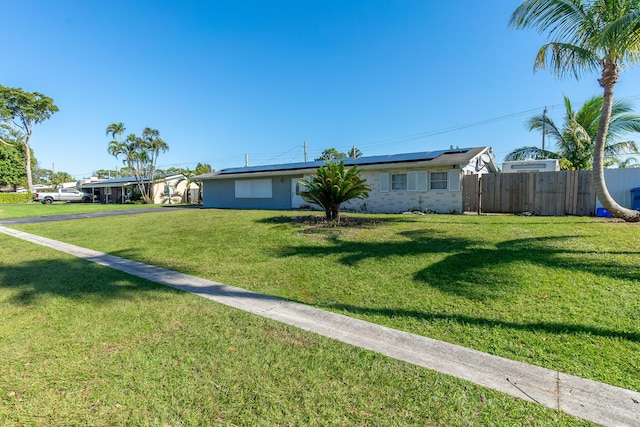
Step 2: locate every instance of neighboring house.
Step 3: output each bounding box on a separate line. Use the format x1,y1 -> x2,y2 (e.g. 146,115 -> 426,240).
78,174 -> 196,204
192,147 -> 497,214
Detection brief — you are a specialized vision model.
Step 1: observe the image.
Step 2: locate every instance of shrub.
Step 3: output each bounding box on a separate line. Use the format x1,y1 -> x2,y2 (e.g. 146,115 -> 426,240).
0,192 -> 34,204
299,161 -> 370,222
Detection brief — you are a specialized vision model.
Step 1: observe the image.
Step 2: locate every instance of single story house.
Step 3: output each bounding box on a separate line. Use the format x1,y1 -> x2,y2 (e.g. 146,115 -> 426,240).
78,174 -> 197,204
192,147 -> 498,214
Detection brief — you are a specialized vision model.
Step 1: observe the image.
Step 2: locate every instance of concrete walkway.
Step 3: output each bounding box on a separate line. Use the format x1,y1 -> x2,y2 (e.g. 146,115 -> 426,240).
1,224 -> 639,427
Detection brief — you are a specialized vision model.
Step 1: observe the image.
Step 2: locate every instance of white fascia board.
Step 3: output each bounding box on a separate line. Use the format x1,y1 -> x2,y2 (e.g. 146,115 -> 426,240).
207,168 -> 318,180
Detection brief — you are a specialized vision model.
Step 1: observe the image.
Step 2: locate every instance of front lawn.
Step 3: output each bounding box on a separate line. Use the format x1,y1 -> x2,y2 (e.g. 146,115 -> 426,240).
0,234 -> 585,426
10,209 -> 640,394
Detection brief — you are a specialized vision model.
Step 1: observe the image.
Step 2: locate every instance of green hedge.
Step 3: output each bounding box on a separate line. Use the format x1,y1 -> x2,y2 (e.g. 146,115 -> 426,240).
0,193 -> 34,204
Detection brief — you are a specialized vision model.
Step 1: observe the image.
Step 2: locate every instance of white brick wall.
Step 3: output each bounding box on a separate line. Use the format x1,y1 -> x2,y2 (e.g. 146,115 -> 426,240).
343,168 -> 463,214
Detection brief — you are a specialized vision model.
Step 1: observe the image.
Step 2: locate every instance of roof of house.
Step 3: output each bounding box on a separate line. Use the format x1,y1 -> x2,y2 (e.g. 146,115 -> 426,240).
192,147 -> 494,180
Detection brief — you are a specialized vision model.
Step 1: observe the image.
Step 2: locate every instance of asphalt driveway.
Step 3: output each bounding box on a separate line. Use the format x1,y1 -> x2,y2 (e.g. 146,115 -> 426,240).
0,206 -> 194,225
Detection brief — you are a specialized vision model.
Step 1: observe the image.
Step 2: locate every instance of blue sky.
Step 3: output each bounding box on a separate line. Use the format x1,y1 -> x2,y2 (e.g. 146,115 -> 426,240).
5,0 -> 640,178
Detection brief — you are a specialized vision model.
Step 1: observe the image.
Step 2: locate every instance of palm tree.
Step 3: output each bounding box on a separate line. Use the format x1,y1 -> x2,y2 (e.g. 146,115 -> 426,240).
348,146 -> 363,159
299,161 -> 370,222
105,122 -> 126,140
141,127 -> 168,200
511,0 -> 640,221
106,123 -> 169,203
505,95 -> 640,169
106,123 -> 148,202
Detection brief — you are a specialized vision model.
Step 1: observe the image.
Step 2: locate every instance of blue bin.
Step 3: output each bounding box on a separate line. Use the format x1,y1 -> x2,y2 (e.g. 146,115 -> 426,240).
632,187 -> 640,211
596,207 -> 613,217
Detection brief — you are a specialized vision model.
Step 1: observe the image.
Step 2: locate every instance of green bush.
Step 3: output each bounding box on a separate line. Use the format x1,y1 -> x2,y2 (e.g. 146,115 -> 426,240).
0,192 -> 34,204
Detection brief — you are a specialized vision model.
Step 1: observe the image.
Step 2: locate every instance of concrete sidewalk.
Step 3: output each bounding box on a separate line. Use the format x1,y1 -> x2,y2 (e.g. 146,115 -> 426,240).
1,225 -> 639,426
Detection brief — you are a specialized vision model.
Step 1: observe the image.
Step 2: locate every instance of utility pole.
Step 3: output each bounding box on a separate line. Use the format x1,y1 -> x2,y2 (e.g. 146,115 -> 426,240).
245,154 -> 249,167
542,107 -> 548,154
303,141 -> 307,162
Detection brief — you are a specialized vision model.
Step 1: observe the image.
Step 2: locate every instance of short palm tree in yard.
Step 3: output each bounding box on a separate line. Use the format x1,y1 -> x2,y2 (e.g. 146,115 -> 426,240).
299,161 -> 370,223
511,0 -> 640,222
505,94 -> 640,169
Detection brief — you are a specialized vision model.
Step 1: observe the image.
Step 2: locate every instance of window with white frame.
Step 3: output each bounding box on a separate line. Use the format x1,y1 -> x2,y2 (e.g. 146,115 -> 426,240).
235,179 -> 273,198
391,173 -> 407,191
407,171 -> 428,192
430,172 -> 448,190
163,184 -> 176,196
381,171 -> 429,192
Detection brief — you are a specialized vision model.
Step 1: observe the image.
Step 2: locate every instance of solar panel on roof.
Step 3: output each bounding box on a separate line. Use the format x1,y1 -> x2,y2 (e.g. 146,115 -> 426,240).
218,148 -> 471,175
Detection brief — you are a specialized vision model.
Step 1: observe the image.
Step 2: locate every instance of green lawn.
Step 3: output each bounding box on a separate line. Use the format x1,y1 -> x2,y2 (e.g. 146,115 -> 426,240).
8,209 -> 640,391
0,202 -> 167,219
0,233 -> 586,426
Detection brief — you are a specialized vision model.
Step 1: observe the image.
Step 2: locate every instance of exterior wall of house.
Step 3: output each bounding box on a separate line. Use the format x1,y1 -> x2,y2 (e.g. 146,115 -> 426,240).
345,168 -> 463,214
153,178 -> 192,204
202,176 -> 293,209
201,167 -> 464,213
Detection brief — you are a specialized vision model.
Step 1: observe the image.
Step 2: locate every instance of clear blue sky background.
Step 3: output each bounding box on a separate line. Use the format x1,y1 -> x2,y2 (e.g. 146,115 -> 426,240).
5,0 -> 640,179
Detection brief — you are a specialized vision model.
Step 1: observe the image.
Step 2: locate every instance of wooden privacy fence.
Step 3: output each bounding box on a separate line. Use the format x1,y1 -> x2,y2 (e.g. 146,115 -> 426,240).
462,171 -> 596,216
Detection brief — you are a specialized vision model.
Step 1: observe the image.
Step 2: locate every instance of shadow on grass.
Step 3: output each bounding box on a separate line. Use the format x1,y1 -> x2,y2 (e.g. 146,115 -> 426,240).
0,247 -> 289,307
280,228 -> 640,300
0,256 -> 175,306
320,303 -> 640,343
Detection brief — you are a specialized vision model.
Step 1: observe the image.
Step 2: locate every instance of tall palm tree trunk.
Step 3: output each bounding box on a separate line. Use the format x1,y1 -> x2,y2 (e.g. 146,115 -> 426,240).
594,60 -> 640,222
24,138 -> 33,192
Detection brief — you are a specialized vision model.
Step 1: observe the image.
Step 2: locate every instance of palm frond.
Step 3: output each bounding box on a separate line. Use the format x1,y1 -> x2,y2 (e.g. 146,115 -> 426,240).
534,42 -> 601,78
503,146 -> 559,161
598,6 -> 640,61
510,0 -> 588,41
527,112 -> 564,142
617,156 -> 640,168
604,140 -> 640,157
606,111 -> 640,139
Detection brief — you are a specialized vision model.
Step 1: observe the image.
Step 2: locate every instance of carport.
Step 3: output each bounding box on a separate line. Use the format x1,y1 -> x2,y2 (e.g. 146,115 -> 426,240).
78,177 -> 138,203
